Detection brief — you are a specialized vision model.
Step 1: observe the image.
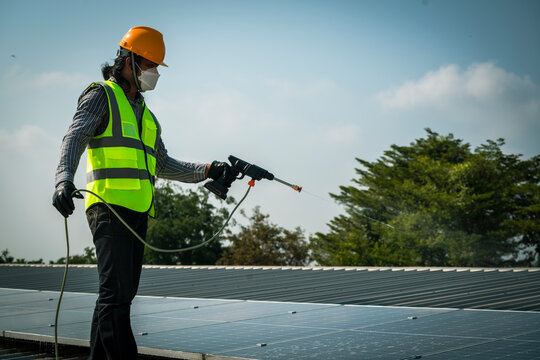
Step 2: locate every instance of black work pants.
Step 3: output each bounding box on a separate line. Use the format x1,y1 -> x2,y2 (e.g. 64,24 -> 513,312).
86,203 -> 148,360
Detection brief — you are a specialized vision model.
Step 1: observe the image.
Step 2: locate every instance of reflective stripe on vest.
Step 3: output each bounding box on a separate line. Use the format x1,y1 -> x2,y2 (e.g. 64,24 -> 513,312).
84,81 -> 160,216
87,137 -> 157,158
87,168 -> 156,183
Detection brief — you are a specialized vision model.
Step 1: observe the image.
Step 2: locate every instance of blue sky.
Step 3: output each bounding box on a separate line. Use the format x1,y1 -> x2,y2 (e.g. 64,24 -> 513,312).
1,0 -> 539,262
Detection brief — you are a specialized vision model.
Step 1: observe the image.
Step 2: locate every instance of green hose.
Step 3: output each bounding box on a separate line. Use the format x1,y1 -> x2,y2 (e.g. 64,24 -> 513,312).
54,185 -> 251,359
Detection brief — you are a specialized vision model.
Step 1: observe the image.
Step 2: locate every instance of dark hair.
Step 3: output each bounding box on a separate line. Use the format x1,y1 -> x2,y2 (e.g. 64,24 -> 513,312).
101,49 -> 143,92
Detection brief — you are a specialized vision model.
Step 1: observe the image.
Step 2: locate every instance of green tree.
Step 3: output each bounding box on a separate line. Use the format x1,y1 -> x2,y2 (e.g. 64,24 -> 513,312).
143,181 -> 233,265
0,249 -> 14,263
311,129 -> 539,267
217,207 -> 311,266
0,249 -> 44,264
54,246 -> 96,264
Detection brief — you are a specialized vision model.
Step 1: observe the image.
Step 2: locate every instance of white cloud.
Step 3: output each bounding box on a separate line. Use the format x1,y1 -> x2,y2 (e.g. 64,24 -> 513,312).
150,88 -> 289,159
374,62 -> 540,158
377,62 -> 539,111
168,90 -> 264,132
152,77 -> 344,149
0,125 -> 58,164
2,65 -> 91,94
33,71 -> 90,89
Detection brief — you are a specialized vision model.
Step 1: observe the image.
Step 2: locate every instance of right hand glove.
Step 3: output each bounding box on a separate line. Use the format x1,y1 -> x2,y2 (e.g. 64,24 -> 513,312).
207,161 -> 239,188
52,181 -> 83,218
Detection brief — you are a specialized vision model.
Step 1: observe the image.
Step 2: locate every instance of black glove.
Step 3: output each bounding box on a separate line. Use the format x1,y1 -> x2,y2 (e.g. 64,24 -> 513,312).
207,161 -> 226,180
207,161 -> 239,188
52,181 -> 83,218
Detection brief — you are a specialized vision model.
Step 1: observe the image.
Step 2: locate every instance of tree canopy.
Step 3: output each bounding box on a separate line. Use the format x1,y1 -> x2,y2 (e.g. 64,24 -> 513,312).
143,181 -> 233,265
311,129 -> 539,267
217,207 -> 311,266
0,249 -> 44,264
54,246 -> 96,264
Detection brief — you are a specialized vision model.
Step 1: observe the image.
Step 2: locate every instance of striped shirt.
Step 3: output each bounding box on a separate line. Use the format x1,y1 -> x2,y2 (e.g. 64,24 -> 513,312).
54,81 -> 207,187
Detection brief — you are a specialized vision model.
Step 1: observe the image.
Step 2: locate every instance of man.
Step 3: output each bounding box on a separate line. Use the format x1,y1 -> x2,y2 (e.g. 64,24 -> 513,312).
52,26 -> 234,359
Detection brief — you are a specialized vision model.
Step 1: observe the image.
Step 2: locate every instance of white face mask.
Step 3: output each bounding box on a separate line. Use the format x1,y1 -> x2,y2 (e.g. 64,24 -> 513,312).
137,65 -> 160,92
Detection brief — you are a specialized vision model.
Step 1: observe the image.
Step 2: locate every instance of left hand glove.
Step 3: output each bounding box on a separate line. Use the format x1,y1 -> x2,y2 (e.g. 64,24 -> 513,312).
52,181 -> 84,218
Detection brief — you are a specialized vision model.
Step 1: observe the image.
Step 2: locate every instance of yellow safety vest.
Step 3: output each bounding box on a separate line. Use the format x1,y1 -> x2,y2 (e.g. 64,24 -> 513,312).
85,81 -> 160,216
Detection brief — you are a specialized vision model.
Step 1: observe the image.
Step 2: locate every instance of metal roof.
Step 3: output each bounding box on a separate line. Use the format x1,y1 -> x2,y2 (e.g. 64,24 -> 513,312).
1,265 -> 539,311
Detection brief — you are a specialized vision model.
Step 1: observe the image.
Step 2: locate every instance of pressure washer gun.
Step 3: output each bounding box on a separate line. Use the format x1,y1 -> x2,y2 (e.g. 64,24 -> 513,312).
204,155 -> 302,200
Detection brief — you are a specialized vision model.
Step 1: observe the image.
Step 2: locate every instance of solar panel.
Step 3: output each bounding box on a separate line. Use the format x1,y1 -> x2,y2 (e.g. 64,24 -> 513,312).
0,290 -> 68,307
17,317 -> 91,340
240,304 -> 454,330
130,296 -> 240,316
154,300 -> 335,323
0,288 -> 38,296
216,330 -> 485,360
137,321 -> 331,354
0,308 -> 89,333
366,308 -> 540,338
422,338 -> 540,360
1,289 -> 539,360
132,315 -> 221,334
511,329 -> 540,342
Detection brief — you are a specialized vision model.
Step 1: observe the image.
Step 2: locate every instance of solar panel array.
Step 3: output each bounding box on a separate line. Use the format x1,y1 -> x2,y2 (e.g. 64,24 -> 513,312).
1,288 -> 539,360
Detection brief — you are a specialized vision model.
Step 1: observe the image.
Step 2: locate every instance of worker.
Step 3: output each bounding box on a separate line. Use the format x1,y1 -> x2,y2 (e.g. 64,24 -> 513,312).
52,26 -> 236,359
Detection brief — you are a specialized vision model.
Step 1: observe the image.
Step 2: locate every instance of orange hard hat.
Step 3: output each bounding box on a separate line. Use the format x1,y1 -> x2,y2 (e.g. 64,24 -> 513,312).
119,26 -> 167,67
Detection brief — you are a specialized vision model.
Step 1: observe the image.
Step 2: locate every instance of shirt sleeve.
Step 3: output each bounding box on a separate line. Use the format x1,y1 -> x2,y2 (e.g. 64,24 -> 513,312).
54,85 -> 108,187
155,137 -> 208,183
